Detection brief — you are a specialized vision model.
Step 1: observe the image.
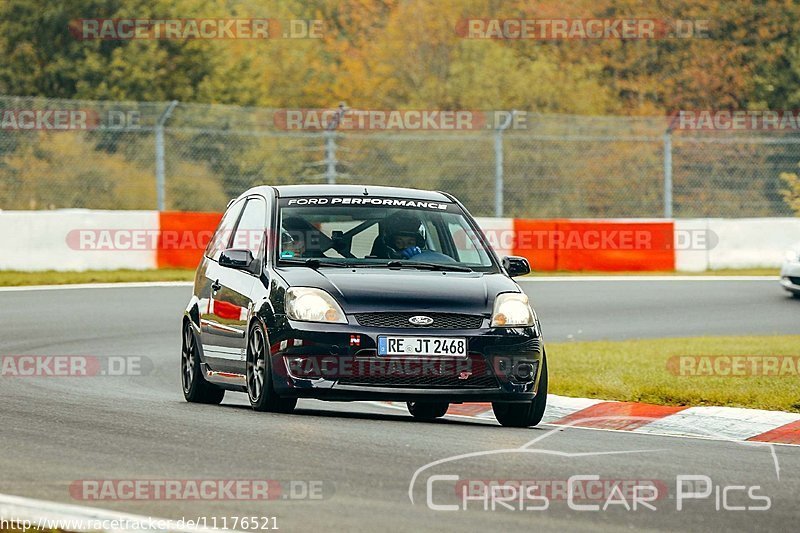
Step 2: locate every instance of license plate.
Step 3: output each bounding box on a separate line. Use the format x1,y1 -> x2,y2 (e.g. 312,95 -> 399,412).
377,336 -> 467,357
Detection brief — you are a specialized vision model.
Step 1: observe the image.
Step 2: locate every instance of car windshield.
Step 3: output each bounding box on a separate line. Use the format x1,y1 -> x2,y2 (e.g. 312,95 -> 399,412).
277,196 -> 497,271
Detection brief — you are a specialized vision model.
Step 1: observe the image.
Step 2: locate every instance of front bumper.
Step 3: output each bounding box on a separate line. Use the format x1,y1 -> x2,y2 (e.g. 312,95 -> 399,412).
268,315 -> 544,403
780,260 -> 800,294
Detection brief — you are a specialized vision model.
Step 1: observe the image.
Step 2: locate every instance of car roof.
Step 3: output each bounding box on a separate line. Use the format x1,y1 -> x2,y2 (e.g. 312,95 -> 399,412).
241,184 -> 452,202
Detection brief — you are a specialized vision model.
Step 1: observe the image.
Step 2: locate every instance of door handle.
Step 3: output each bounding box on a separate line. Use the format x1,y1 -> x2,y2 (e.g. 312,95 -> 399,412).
211,279 -> 222,292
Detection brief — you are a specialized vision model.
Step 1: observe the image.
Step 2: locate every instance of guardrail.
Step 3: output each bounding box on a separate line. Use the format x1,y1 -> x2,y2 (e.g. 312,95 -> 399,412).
0,211 -> 797,272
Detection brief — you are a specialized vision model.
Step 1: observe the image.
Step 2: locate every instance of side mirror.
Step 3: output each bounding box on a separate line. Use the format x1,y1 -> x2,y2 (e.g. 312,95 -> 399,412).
219,248 -> 255,270
503,256 -> 531,277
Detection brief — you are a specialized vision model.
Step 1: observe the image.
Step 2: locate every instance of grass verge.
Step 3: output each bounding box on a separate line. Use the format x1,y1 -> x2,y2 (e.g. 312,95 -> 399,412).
0,269 -> 194,287
548,335 -> 800,412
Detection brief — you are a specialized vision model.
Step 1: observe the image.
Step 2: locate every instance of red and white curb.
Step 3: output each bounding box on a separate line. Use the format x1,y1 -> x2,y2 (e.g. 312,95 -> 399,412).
384,395 -> 800,445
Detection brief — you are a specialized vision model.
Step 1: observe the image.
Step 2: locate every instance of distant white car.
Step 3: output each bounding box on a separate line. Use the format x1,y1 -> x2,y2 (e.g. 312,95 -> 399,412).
780,245 -> 800,297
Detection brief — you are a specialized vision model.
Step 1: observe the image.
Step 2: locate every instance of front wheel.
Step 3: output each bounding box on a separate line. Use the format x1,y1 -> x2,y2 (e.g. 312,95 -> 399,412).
247,322 -> 297,414
407,401 -> 449,420
492,354 -> 548,428
181,321 -> 225,404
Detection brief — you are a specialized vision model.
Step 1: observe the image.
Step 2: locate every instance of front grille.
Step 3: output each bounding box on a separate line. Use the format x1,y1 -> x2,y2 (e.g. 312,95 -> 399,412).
789,276 -> 800,285
336,354 -> 499,388
353,312 -> 484,329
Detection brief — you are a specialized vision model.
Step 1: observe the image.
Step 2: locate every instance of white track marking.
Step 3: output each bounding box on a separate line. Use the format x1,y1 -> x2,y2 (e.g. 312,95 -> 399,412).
0,281 -> 193,292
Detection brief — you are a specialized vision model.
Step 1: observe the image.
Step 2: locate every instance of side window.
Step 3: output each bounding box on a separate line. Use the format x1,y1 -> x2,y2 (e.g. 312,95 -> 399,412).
205,199 -> 245,260
231,197 -> 267,257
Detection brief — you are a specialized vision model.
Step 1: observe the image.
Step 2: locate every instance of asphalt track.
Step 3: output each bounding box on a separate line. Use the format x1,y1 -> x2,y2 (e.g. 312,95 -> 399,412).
0,279 -> 798,532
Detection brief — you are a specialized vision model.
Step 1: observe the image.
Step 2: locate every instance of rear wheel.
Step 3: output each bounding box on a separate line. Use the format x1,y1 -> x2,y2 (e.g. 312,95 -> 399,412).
407,401 -> 449,420
247,322 -> 297,413
181,321 -> 225,404
492,354 -> 548,428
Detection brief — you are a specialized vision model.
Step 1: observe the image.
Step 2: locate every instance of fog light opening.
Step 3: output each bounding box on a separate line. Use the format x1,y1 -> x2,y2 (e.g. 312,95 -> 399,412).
513,360 -> 538,382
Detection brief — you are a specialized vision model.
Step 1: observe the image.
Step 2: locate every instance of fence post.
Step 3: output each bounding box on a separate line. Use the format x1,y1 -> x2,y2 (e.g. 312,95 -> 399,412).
324,103 -> 347,185
324,130 -> 337,185
495,111 -> 516,218
155,100 -> 179,211
663,128 -> 673,218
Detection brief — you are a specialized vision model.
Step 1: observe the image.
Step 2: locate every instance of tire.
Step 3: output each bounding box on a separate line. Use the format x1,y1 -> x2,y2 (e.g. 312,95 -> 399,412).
492,354 -> 548,428
246,322 -> 297,413
407,401 -> 449,420
181,320 -> 225,404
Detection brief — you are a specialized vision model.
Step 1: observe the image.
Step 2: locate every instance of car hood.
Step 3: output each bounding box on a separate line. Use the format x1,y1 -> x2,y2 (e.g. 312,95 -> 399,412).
274,267 -> 520,314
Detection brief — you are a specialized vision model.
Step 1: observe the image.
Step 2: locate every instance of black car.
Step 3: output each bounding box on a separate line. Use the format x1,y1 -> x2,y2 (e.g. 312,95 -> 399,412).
181,185 -> 547,427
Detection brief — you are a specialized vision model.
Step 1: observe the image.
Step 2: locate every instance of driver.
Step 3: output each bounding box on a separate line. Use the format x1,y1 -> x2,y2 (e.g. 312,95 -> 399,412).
383,212 -> 425,259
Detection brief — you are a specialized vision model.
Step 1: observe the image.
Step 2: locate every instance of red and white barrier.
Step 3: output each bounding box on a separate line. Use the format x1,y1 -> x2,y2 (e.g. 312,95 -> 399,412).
0,210 -> 796,272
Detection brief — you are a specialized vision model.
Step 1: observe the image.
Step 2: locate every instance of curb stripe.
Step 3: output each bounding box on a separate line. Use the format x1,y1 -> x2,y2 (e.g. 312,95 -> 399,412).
551,401 -> 687,430
385,396 -> 800,445
748,419 -> 800,445
378,394 -> 800,446
634,406 -> 800,441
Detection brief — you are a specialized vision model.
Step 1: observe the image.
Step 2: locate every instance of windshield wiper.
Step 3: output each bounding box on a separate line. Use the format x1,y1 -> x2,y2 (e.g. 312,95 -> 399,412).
280,258 -> 352,269
386,260 -> 473,273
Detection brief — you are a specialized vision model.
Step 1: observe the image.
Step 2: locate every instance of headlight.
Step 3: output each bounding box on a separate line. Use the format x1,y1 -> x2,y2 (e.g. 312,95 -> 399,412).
285,287 -> 347,324
491,292 -> 535,328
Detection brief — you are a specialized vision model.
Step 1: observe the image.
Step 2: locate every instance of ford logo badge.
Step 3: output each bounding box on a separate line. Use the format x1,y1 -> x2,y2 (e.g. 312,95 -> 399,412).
409,315 -> 434,326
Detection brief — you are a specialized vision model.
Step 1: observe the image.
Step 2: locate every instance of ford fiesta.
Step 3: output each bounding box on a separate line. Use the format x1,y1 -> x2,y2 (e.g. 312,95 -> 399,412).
181,185 -> 547,427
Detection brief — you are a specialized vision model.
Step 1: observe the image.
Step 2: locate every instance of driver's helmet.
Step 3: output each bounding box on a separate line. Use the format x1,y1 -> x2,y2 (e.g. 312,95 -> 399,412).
383,212 -> 425,256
